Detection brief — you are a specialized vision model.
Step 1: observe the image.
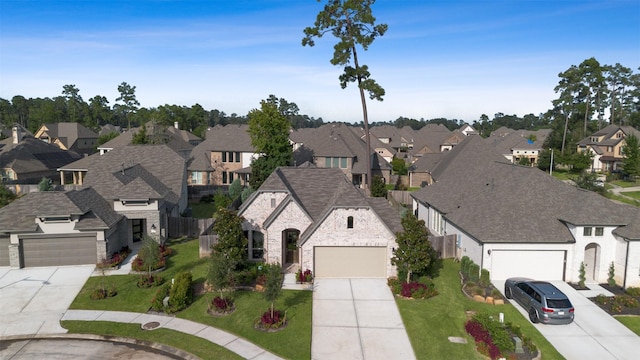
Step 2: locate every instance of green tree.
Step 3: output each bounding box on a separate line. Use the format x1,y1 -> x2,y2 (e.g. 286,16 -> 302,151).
391,213 -> 437,283
115,82 -> 140,130
228,178 -> 242,200
131,124 -> 148,144
138,235 -> 160,279
62,84 -> 84,124
88,95 -> 111,127
262,262 -> 284,318
303,0 -> 388,191
391,158 -> 408,175
97,132 -> 119,146
38,177 -> 54,191
207,250 -> 237,299
370,175 -> 386,197
570,150 -> 593,173
0,184 -> 16,208
212,208 -> 247,266
247,101 -> 292,189
622,134 -> 640,178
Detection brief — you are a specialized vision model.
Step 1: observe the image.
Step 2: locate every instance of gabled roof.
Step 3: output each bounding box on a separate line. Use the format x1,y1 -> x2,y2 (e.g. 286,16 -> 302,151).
577,125 -> 640,146
412,136 -> 637,243
412,124 -> 452,155
98,122 -> 194,155
60,145 -> 185,207
0,136 -> 82,176
37,122 -> 98,149
0,187 -> 122,233
240,167 -> 402,240
488,129 -> 551,154
202,124 -> 254,152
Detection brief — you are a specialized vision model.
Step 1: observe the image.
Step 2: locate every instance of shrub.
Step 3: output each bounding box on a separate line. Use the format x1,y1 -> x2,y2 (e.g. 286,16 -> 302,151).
168,271 -> 193,313
608,262 -> 616,287
401,281 -> 438,299
614,294 -> 639,308
464,320 -> 501,359
480,269 -> 490,287
137,274 -> 164,288
491,288 -> 503,299
469,263 -> 480,283
579,262 -> 586,288
96,246 -> 130,269
595,294 -> 610,305
472,313 -> 514,355
388,278 -> 402,295
210,296 -> 234,311
131,255 -> 166,272
296,268 -> 313,283
200,194 -> 214,203
626,287 -> 640,296
460,256 -> 471,276
258,309 -> 286,329
151,283 -> 171,312
90,286 -> 116,300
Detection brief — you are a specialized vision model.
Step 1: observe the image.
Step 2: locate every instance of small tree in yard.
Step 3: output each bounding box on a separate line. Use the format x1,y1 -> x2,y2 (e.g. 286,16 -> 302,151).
207,250 -> 237,299
212,208 -> 247,267
263,263 -> 284,320
579,262 -> 586,288
138,235 -> 160,279
370,175 -> 387,198
608,261 -> 616,287
391,213 -> 438,283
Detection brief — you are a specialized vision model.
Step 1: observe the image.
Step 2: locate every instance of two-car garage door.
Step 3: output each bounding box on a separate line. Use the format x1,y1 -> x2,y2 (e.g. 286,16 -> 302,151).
314,246 -> 387,278
489,250 -> 566,280
21,235 -> 97,267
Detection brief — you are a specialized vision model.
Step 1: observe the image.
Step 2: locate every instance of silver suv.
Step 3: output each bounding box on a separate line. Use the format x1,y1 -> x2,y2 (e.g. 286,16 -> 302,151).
504,278 -> 574,325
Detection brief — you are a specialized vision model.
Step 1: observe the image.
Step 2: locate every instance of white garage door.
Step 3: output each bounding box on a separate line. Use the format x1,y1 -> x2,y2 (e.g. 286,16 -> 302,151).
22,235 -> 97,267
315,246 -> 387,278
490,250 -> 565,280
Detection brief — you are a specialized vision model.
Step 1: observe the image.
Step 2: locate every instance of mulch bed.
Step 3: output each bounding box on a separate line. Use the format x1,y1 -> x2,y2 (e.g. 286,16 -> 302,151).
587,284 -> 640,316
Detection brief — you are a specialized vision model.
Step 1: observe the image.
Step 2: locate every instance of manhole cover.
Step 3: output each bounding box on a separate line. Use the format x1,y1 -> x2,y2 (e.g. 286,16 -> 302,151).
142,321 -> 161,330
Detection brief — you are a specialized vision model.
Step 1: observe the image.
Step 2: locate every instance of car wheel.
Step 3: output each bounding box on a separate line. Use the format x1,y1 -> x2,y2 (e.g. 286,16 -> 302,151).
529,308 -> 539,323
504,286 -> 512,299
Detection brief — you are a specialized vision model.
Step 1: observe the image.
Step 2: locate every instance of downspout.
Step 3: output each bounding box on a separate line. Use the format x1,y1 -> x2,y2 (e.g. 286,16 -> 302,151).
623,240 -> 630,289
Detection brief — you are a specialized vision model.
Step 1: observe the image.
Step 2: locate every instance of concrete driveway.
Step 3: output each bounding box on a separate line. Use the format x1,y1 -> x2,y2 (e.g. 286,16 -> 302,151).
493,280 -> 640,360
312,278 -> 416,360
0,265 -> 94,337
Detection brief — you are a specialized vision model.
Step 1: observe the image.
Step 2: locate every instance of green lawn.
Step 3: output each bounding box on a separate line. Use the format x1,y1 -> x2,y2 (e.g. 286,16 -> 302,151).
550,169 -> 573,181
396,259 -> 565,360
68,240 -> 564,360
620,191 -> 640,200
67,238 -> 312,359
612,180 -> 640,188
605,192 -> 640,207
615,316 -> 640,336
61,321 -> 242,360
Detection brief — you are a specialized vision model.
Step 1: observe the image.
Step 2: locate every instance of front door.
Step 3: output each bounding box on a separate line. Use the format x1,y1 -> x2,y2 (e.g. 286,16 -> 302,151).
132,219 -> 144,243
283,229 -> 300,264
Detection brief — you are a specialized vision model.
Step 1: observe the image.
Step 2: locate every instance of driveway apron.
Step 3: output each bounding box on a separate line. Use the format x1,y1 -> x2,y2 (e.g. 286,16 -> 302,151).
312,278 -> 416,360
0,265 -> 94,337
494,280 -> 640,360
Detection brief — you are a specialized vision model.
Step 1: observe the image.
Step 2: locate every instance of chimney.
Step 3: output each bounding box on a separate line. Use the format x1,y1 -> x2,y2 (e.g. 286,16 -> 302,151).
12,126 -> 21,144
174,121 -> 179,130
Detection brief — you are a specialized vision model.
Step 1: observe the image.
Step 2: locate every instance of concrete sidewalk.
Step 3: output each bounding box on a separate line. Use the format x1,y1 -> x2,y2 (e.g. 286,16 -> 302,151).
312,278 -> 416,360
62,309 -> 284,360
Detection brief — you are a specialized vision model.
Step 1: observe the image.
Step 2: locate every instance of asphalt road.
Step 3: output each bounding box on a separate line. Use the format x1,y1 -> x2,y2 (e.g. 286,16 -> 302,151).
0,338 -> 186,360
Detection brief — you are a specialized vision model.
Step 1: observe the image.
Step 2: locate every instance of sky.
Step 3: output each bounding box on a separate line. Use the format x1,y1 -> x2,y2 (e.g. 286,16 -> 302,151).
1,0 -> 639,124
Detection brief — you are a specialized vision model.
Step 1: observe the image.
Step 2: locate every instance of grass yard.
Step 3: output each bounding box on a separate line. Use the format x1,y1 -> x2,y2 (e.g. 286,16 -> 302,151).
61,321 -> 242,360
615,316 -> 640,336
620,191 -> 640,200
396,259 -> 564,360
606,193 -> 640,207
612,180 -> 640,188
67,238 -> 312,359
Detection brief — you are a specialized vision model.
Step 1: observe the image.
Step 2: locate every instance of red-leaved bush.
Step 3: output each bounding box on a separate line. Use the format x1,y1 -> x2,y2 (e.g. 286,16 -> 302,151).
260,310 -> 283,327
212,296 -> 233,311
465,320 -> 501,359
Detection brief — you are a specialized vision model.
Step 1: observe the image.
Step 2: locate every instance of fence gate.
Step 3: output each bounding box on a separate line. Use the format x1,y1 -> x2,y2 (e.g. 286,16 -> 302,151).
429,234 -> 457,259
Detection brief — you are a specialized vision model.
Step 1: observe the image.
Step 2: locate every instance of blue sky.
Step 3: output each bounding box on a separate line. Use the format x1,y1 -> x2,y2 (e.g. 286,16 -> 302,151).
1,0 -> 638,124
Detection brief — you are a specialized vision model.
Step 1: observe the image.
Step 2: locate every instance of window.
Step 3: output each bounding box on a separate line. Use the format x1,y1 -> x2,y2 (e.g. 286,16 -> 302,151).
235,152 -> 241,163
347,216 -> 354,229
191,171 -> 202,184
341,157 -> 347,168
324,157 -> 348,169
583,227 -> 592,236
595,227 -> 604,236
228,152 -> 234,162
252,231 -> 264,259
222,171 -> 227,184
271,198 -> 276,208
222,152 -> 227,162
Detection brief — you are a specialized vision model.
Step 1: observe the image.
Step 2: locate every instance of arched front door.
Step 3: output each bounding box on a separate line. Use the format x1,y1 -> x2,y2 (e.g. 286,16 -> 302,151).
283,229 -> 300,265
584,243 -> 600,283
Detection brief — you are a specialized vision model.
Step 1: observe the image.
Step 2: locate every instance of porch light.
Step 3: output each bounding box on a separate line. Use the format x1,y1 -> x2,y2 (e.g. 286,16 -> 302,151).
150,224 -> 157,234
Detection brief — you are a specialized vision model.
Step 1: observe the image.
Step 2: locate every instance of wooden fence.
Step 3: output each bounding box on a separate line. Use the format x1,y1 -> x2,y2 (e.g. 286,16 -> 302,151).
168,217 -> 214,239
429,234 -> 457,259
199,234 -> 218,258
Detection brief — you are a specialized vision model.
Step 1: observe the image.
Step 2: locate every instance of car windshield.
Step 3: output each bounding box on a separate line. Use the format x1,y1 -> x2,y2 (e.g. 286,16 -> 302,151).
546,298 -> 572,308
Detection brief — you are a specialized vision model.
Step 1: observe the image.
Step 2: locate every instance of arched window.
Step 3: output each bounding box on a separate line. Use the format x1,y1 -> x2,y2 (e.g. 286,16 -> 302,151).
347,216 -> 354,229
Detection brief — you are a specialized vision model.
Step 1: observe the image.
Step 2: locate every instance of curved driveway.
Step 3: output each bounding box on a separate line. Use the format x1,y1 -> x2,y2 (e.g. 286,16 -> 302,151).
494,280 -> 640,360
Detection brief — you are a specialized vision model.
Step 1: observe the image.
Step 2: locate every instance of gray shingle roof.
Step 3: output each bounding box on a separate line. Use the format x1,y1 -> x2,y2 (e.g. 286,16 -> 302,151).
0,136 -> 82,176
0,187 -> 122,233
411,136 -> 638,243
99,123 -> 194,155
242,167 -> 401,239
61,145 -> 185,207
